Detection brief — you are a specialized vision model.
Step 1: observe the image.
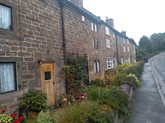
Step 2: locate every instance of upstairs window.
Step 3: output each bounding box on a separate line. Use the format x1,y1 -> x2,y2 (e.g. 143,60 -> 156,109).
94,60 -> 100,73
105,26 -> 110,35
81,15 -> 85,21
127,46 -> 130,52
0,63 -> 16,94
123,46 -> 126,52
0,4 -> 12,30
106,39 -> 110,48
107,58 -> 113,69
91,22 -> 97,32
91,22 -> 94,31
92,38 -> 99,49
123,38 -> 126,44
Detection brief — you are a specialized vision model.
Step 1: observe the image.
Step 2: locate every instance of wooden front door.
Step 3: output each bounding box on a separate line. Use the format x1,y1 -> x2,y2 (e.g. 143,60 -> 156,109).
40,63 -> 56,106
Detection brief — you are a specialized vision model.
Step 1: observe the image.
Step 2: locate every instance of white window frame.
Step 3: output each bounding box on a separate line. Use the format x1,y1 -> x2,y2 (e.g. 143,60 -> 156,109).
94,24 -> 97,32
128,58 -> 131,64
127,46 -> 130,52
106,39 -> 110,48
105,26 -> 110,35
91,22 -> 94,31
81,15 -> 85,21
107,58 -> 113,69
94,60 -> 100,73
0,4 -> 12,30
121,58 -> 124,64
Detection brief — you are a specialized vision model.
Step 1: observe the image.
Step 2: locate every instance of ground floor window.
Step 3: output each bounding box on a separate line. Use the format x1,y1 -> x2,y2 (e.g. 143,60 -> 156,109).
94,60 -> 100,73
107,58 -> 113,69
0,63 -> 16,93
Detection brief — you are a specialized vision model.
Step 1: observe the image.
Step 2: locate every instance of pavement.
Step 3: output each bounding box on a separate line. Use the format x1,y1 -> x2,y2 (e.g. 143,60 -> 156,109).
128,53 -> 165,123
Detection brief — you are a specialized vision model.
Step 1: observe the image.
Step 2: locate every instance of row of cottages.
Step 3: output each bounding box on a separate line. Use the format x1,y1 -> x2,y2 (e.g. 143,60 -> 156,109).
0,0 -> 136,113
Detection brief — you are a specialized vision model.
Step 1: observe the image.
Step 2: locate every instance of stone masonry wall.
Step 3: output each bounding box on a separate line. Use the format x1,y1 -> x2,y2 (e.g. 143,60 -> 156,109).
0,0 -> 65,113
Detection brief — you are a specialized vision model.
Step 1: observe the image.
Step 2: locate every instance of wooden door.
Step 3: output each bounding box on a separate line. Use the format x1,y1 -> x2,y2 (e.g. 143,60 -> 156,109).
40,63 -> 56,106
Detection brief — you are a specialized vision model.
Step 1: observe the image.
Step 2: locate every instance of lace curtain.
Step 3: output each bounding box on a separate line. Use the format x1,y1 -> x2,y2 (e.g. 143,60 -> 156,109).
0,4 -> 11,30
0,63 -> 15,93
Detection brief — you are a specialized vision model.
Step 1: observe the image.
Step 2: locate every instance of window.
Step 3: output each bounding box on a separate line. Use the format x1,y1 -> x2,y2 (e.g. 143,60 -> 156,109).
94,24 -> 97,32
92,38 -> 99,49
121,58 -> 124,64
134,45 -> 136,54
106,39 -> 110,48
112,34 -> 115,38
123,46 -> 126,52
123,38 -> 125,44
0,4 -> 12,30
107,58 -> 113,69
81,15 -> 85,21
128,58 -> 131,64
127,46 -> 130,52
94,60 -> 100,73
127,39 -> 129,44
91,22 -> 94,31
105,26 -> 110,35
0,63 -> 16,93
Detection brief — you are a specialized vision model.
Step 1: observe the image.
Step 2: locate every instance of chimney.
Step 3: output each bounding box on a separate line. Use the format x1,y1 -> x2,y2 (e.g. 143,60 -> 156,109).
69,0 -> 83,7
105,18 -> 114,28
121,31 -> 126,36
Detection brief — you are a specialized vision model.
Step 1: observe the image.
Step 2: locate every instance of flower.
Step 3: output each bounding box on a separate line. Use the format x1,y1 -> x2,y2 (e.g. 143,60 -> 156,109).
13,116 -> 24,123
10,113 -> 17,118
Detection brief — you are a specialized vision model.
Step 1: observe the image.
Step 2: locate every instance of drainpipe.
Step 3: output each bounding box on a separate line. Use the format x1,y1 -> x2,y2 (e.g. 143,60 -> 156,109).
59,0 -> 67,63
115,33 -> 120,65
58,0 -> 68,92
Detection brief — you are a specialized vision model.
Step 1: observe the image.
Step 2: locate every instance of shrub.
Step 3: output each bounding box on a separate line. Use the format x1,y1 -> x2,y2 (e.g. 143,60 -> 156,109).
113,72 -> 140,88
117,62 -> 144,80
103,87 -> 129,118
84,86 -> 110,102
90,78 -> 104,87
126,73 -> 141,88
84,86 -> 129,118
37,111 -> 55,123
59,101 -> 113,123
20,90 -> 47,112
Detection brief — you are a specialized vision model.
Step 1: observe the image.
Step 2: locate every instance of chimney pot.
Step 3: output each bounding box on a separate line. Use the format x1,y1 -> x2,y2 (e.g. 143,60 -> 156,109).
69,0 -> 83,7
121,31 -> 126,36
105,18 -> 114,28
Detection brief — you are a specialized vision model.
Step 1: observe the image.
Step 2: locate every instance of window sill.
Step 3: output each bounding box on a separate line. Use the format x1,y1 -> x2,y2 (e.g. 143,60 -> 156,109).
0,91 -> 23,102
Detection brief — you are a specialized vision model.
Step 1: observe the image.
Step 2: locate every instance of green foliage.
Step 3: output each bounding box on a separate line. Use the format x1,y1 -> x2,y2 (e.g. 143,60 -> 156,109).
113,72 -> 128,86
64,54 -> 89,95
126,73 -> 140,88
37,111 -> 55,123
84,86 -> 129,118
90,78 -> 104,87
117,62 -> 144,80
103,87 -> 129,118
20,90 -> 47,112
0,114 -> 13,123
59,101 -> 113,123
139,36 -> 152,53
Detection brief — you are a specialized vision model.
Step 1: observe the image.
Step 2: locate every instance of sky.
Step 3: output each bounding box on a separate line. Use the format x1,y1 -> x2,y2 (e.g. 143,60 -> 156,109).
83,0 -> 165,44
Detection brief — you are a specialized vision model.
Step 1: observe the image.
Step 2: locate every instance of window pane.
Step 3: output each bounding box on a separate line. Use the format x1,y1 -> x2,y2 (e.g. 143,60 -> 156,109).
45,71 -> 51,80
0,63 -> 16,93
106,39 -> 110,48
0,5 -> 11,30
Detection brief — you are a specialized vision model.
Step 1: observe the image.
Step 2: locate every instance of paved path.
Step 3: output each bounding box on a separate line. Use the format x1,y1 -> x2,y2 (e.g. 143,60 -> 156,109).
128,60 -> 165,123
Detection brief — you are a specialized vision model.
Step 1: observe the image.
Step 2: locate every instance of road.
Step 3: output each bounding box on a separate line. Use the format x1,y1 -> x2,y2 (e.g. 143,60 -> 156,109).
128,53 -> 165,123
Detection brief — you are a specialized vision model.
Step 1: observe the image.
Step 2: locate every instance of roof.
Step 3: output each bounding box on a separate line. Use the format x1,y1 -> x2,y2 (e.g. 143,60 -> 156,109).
64,0 -> 101,23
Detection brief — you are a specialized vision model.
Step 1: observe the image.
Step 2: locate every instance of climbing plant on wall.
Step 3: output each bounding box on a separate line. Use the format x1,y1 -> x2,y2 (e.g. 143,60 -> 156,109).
63,54 -> 89,95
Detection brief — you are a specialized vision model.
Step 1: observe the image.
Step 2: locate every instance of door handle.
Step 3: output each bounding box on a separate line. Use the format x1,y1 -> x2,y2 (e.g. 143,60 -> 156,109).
53,81 -> 55,85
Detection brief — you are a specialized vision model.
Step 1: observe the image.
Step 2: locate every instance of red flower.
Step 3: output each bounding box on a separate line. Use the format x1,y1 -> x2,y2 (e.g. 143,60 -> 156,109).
13,116 -> 24,123
10,113 -> 17,118
0,109 -> 6,114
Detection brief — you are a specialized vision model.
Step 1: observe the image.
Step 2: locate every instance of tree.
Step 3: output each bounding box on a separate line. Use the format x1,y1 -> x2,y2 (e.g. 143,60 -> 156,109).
139,36 -> 152,53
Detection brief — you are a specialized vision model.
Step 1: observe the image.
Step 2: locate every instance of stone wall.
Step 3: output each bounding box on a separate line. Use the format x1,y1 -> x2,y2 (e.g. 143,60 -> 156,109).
0,0 -> 65,113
